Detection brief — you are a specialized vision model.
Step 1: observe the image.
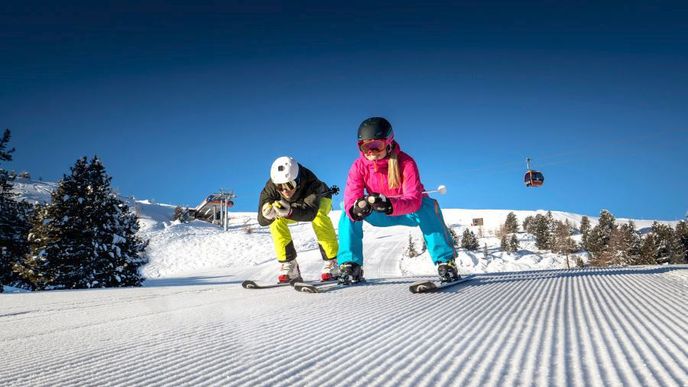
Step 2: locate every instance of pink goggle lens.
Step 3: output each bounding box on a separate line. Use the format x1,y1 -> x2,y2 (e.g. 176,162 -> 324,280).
359,139 -> 387,153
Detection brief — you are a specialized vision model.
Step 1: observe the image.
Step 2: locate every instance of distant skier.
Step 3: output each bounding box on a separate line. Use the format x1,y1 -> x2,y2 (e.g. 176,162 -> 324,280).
258,156 -> 339,283
337,117 -> 458,285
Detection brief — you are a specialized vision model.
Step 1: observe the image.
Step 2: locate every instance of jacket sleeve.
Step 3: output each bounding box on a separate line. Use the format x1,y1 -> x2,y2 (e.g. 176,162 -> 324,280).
388,157 -> 423,216
257,183 -> 279,226
344,159 -> 366,221
282,167 -> 329,222
288,192 -> 321,222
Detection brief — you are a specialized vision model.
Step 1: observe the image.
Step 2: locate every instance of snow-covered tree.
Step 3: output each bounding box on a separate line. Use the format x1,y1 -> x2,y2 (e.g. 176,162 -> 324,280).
500,234 -> 509,252
447,227 -> 459,247
504,212 -> 519,234
639,233 -> 658,265
16,156 -> 148,290
461,229 -> 479,251
546,211 -> 556,237
0,129 -> 12,162
618,222 -> 642,265
509,234 -> 520,253
173,206 -> 191,223
405,233 -> 419,257
675,220 -> 688,264
0,129 -> 34,291
594,222 -> 640,266
532,214 -> 552,250
637,222 -> 682,265
579,216 -> 591,249
650,222 -> 681,264
587,209 -> 616,260
552,221 -> 576,255
523,216 -> 534,235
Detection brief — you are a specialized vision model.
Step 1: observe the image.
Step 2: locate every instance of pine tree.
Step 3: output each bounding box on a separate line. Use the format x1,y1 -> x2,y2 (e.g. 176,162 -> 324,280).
0,129 -> 13,161
546,211 -> 556,238
587,209 -> 617,262
523,216 -> 535,235
579,216 -> 591,249
16,157 -> 148,290
648,222 -> 681,265
509,234 -> 520,253
533,214 -> 551,250
461,229 -> 479,251
639,233 -> 658,265
0,129 -> 34,291
675,220 -> 688,264
504,212 -> 519,234
551,220 -> 574,268
500,234 -> 509,252
448,227 -> 459,247
668,223 -> 686,264
405,233 -> 419,257
618,222 -> 642,265
552,221 -> 576,255
595,222 -> 639,267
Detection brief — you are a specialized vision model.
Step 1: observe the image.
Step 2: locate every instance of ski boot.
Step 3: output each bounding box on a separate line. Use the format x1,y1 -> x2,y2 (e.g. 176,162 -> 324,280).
278,260 -> 302,283
437,260 -> 460,283
338,262 -> 364,285
321,259 -> 339,282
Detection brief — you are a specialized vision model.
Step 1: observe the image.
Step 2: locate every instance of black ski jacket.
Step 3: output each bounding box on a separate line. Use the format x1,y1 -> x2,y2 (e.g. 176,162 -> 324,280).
257,164 -> 332,226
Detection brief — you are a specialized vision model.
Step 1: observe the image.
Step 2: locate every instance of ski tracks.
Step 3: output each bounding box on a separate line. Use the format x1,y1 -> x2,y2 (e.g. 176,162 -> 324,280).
2,266 -> 688,386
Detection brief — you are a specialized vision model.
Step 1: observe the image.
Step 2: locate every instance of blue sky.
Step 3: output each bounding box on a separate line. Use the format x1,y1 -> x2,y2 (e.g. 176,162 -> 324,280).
1,1 -> 686,220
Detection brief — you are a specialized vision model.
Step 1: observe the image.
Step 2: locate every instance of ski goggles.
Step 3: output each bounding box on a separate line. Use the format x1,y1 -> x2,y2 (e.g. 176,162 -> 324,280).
276,180 -> 297,192
358,139 -> 388,154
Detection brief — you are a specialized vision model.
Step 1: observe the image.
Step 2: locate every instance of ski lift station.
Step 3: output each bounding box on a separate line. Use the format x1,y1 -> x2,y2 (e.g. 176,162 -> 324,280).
193,192 -> 236,228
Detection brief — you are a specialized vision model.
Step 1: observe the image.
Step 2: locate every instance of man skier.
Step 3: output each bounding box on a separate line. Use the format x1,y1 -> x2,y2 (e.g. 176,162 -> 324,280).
257,156 -> 339,283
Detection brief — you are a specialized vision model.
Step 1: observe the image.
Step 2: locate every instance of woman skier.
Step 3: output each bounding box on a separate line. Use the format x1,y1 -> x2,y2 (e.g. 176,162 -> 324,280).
337,117 -> 458,285
258,156 -> 339,283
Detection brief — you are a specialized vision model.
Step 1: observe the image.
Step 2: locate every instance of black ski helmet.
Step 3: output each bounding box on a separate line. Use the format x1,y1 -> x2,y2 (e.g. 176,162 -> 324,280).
357,117 -> 394,142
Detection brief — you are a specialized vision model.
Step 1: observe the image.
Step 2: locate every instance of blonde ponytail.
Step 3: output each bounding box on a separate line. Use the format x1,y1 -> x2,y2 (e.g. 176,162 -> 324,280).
387,151 -> 401,189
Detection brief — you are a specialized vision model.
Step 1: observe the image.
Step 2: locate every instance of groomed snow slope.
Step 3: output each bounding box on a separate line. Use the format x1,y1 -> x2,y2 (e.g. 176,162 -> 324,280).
2,266 -> 688,386
4,181 -> 687,386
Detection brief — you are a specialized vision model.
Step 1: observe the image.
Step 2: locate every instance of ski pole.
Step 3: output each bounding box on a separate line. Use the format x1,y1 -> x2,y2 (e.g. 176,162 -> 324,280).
423,185 -> 447,195
383,185 -> 447,199
317,185 -> 340,197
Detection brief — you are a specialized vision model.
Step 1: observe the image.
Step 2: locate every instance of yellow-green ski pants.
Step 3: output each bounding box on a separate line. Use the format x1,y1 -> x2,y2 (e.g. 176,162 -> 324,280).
269,198 -> 338,262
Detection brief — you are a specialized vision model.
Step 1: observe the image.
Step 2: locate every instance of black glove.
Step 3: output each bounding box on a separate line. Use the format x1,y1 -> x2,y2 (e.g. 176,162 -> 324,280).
350,197 -> 372,221
367,193 -> 393,214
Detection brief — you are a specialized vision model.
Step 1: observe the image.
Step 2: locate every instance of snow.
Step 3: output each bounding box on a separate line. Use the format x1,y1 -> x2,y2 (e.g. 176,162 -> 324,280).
3,181 -> 687,386
10,178 -> 55,204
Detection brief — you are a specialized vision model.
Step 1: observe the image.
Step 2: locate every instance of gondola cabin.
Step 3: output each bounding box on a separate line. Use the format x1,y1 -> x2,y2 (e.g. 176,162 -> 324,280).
524,170 -> 544,187
524,158 -> 544,187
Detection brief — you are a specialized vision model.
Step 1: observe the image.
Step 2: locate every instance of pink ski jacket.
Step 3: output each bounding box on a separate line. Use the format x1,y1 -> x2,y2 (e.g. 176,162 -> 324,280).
344,142 -> 427,220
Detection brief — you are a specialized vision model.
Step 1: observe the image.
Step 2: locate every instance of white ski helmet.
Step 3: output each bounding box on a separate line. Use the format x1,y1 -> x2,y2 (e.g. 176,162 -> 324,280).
270,156 -> 299,184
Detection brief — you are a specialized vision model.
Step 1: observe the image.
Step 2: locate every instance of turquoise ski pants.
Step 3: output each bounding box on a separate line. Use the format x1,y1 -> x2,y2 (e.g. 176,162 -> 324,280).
337,196 -> 456,266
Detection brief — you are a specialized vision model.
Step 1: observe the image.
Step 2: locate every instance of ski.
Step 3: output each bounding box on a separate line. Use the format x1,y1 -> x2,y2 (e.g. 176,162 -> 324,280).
241,278 -> 337,290
241,280 -> 293,289
409,275 -> 474,294
293,279 -> 366,293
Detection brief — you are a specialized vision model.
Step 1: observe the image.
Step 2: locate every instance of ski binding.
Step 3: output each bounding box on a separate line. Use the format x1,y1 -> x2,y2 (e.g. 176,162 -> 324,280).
293,279 -> 365,293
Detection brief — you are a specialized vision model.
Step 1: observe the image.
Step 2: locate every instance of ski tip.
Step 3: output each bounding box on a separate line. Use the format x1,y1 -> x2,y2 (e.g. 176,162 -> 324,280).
409,281 -> 436,294
241,280 -> 258,289
294,284 -> 320,293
